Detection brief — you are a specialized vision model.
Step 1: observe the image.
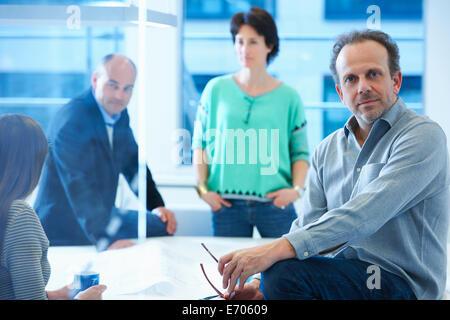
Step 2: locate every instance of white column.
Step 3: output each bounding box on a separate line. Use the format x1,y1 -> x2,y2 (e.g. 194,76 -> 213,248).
424,0 -> 450,151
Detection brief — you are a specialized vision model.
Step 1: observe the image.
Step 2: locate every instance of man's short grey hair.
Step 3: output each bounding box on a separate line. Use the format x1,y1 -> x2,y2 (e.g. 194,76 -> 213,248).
95,53 -> 137,74
330,29 -> 400,86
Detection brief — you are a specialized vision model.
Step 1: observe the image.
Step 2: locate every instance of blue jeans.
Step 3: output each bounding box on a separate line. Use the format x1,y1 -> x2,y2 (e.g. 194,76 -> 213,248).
260,256 -> 416,300
212,199 -> 297,238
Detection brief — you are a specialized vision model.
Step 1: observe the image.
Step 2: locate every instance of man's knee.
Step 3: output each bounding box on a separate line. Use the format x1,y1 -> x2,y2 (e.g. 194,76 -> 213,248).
260,259 -> 299,300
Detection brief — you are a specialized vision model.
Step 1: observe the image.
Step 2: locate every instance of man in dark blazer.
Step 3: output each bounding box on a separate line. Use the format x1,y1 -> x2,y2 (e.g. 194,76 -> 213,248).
35,54 -> 177,251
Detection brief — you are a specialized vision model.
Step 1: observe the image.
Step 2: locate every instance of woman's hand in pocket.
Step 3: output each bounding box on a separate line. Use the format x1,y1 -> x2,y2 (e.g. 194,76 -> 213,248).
201,191 -> 232,211
265,188 -> 299,208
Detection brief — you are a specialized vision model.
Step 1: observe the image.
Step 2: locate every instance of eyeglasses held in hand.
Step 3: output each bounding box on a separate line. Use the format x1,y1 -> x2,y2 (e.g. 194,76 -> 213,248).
200,243 -> 224,298
201,242 -> 218,262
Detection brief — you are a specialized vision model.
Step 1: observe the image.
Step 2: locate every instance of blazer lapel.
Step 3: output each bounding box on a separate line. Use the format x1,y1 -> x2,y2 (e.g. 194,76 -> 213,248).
84,90 -> 116,169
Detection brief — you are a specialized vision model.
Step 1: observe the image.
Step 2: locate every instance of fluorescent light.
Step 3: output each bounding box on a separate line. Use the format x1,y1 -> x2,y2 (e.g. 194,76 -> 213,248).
129,20 -> 171,28
0,5 -> 177,27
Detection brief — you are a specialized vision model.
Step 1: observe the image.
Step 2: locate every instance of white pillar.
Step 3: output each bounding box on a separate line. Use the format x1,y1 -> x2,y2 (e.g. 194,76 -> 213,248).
424,0 -> 450,151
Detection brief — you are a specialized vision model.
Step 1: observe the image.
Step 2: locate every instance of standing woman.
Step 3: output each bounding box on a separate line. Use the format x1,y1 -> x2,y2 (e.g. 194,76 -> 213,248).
0,114 -> 105,299
193,7 -> 309,237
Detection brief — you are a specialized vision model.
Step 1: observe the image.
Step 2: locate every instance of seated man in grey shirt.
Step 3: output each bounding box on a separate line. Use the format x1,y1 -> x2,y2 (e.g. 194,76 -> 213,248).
216,30 -> 449,300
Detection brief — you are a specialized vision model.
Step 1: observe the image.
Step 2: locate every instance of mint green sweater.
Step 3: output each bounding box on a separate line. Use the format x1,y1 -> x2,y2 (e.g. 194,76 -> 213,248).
192,74 -> 309,199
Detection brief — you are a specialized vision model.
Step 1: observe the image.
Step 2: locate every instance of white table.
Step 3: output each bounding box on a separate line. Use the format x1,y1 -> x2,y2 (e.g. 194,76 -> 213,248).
46,236 -> 274,300
47,237 -> 450,300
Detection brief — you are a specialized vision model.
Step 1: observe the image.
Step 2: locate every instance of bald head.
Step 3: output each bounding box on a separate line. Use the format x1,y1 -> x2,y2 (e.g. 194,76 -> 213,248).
91,54 -> 136,116
95,54 -> 137,76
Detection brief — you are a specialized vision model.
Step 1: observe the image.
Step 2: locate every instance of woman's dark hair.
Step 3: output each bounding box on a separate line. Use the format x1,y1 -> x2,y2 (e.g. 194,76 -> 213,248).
330,29 -> 400,85
0,114 -> 49,252
230,6 -> 279,65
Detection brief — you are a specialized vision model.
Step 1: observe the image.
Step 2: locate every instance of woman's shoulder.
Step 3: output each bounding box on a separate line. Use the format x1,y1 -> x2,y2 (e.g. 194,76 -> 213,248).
3,200 -> 48,254
6,200 -> 43,234
9,199 -> 35,216
204,74 -> 235,91
200,75 -> 236,104
275,82 -> 301,98
266,82 -> 303,109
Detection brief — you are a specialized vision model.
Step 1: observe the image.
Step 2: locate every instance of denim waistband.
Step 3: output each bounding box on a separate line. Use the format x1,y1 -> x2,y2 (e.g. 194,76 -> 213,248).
220,198 -> 274,207
221,194 -> 272,203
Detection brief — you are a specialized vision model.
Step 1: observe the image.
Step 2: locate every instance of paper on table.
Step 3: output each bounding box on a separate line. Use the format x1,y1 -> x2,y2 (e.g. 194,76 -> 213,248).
89,239 -> 224,299
46,236 -> 275,299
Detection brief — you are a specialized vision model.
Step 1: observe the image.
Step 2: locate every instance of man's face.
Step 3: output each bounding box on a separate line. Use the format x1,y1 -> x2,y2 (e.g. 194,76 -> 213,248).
91,56 -> 136,116
335,40 -> 402,129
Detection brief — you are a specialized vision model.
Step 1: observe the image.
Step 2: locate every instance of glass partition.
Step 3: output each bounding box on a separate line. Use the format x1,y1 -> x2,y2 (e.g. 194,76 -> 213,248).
0,0 -> 178,248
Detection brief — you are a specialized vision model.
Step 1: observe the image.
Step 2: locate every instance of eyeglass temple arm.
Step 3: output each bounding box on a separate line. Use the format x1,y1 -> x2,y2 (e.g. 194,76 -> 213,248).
200,263 -> 224,298
201,242 -> 218,263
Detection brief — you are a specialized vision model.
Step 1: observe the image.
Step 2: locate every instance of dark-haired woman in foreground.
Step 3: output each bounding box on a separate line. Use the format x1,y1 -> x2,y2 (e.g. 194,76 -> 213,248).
0,114 -> 105,299
193,7 -> 309,237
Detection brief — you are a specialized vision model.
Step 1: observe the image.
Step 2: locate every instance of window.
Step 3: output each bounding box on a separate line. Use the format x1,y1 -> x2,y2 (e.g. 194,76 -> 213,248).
0,0 -> 125,4
185,0 -> 275,19
325,0 -> 422,20
0,25 -> 124,131
182,0 -> 424,155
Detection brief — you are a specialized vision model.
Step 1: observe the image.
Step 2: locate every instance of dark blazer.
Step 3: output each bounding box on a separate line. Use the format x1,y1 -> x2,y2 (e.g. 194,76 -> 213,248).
35,89 -> 164,246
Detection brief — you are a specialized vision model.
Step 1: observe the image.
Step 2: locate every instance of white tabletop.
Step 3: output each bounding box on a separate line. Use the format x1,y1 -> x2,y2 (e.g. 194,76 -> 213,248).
46,236 -> 274,300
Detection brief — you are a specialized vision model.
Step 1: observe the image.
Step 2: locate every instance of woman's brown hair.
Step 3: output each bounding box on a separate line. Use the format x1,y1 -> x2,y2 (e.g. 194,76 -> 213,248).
230,6 -> 279,65
0,114 -> 49,252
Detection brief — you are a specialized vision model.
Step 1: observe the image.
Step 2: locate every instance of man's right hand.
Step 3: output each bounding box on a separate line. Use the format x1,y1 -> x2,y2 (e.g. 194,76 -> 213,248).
218,238 -> 297,295
201,191 -> 232,211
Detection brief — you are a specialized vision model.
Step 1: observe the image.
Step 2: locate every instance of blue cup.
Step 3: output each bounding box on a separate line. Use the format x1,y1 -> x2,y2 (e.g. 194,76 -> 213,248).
73,271 -> 100,293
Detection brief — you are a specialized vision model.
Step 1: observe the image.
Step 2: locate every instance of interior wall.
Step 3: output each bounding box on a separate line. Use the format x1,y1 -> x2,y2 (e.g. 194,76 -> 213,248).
424,0 -> 450,151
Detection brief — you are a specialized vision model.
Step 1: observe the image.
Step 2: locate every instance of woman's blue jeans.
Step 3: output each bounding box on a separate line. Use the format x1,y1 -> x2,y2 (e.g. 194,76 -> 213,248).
260,256 -> 416,300
212,199 -> 297,238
